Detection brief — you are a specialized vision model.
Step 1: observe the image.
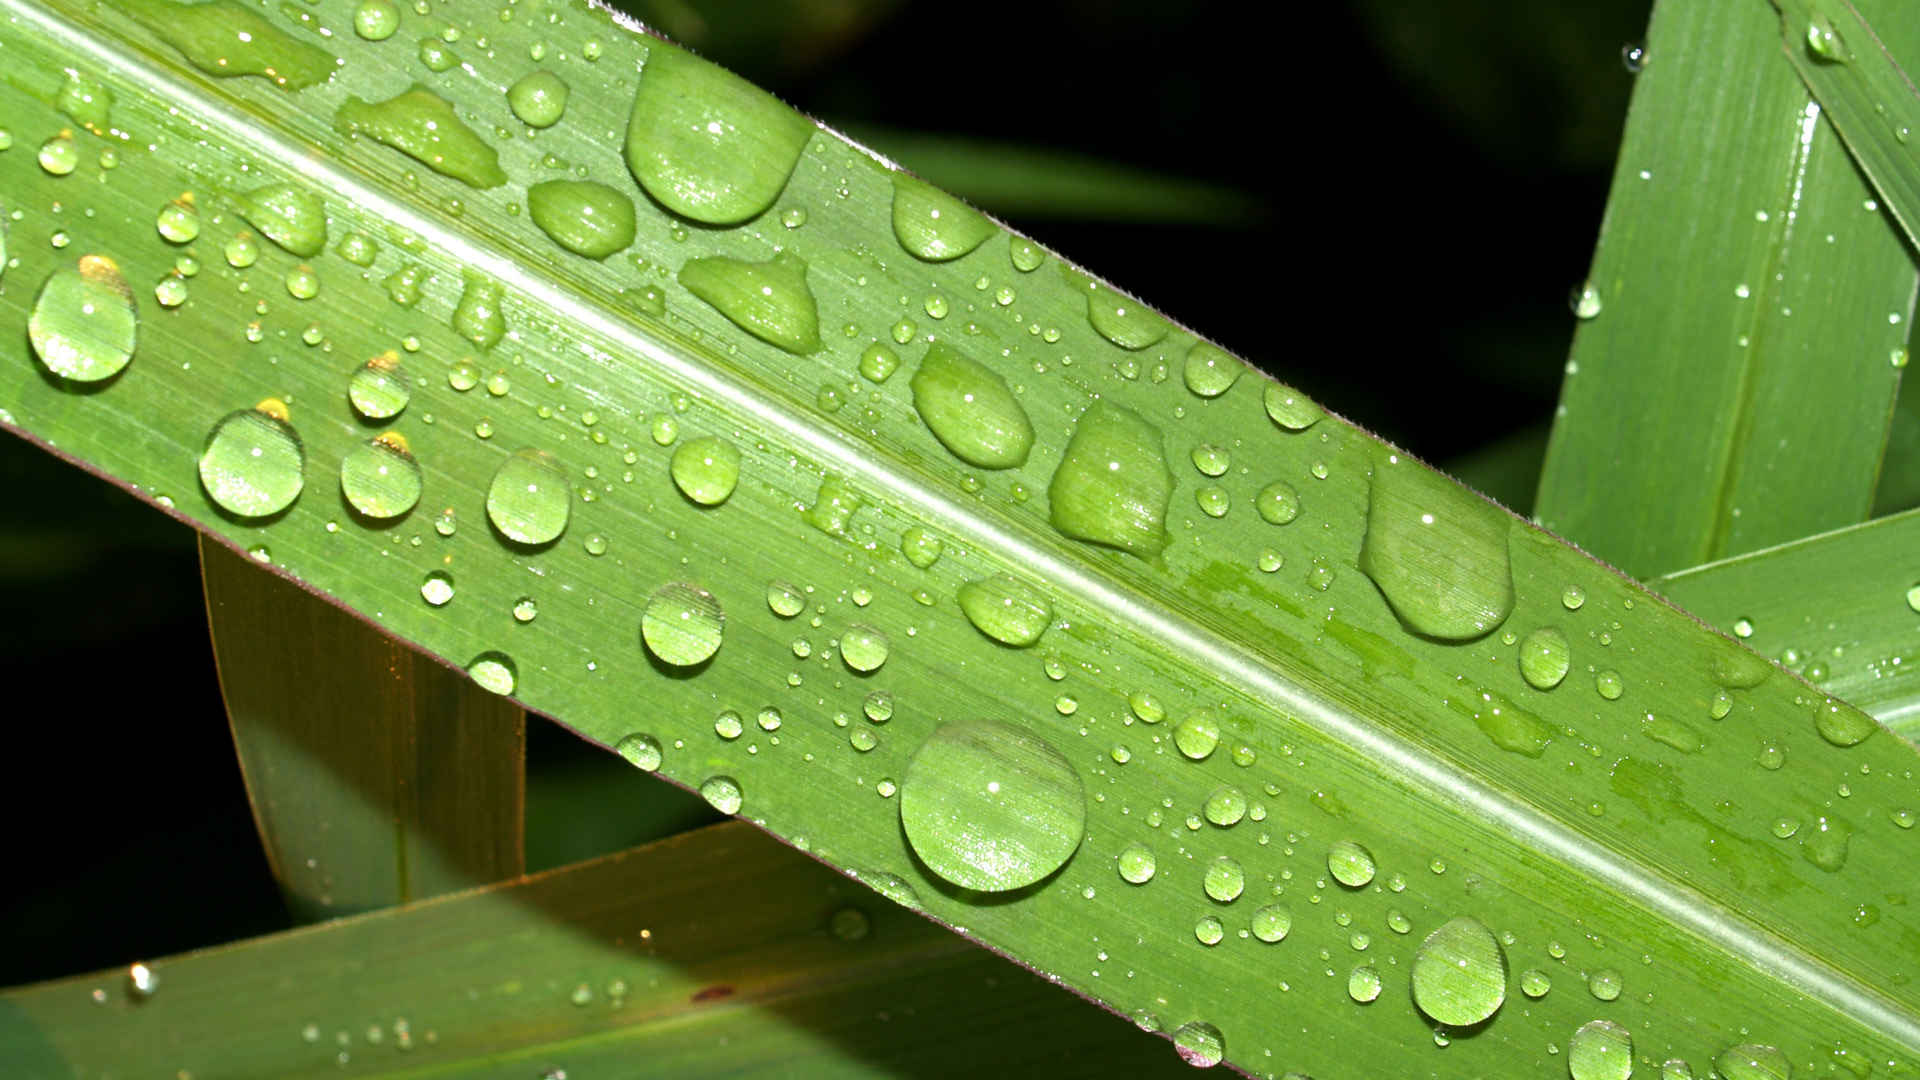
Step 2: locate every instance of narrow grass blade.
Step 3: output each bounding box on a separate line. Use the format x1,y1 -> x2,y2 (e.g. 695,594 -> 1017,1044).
0,822 -> 1187,1079
204,538 -> 524,920
1536,0 -> 1913,578
1878,356 -> 1920,513
1655,509 -> 1920,741
0,2 -> 1917,1076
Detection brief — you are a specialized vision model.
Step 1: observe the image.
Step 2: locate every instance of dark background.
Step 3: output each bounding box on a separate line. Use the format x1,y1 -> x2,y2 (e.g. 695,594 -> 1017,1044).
0,0 -> 1651,985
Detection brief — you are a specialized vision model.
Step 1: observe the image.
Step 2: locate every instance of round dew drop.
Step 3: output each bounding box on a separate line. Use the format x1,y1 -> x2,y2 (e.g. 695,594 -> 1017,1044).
1251,905 -> 1291,942
898,718 -> 1086,892
840,623 -> 889,673
1256,482 -> 1301,525
1347,965 -> 1382,1004
420,570 -> 454,606
1263,382 -> 1323,431
1116,842 -> 1156,884
352,0 -> 400,39
340,435 -> 422,519
957,574 -> 1052,647
200,405 -> 305,518
670,436 -> 741,506
1569,1019 -> 1634,1080
1518,626 -> 1571,690
1203,785 -> 1246,827
1172,1021 -> 1224,1068
1183,342 -> 1243,397
641,582 -> 725,667
156,194 -> 200,244
1194,915 -> 1225,945
1327,840 -> 1376,887
467,652 -> 516,695
507,69 -> 568,127
1174,711 -> 1221,760
1587,968 -> 1623,1001
700,775 -> 743,815
615,733 -> 663,772
1410,916 -> 1507,1026
485,448 -> 570,546
1203,856 -> 1244,902
348,353 -> 410,420
30,255 -> 138,383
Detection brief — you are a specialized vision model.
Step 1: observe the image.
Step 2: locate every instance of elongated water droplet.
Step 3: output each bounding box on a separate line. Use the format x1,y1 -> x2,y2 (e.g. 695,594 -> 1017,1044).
679,251 -> 820,354
802,475 -> 863,536
527,180 -> 636,259
1806,14 -> 1849,62
1070,270 -> 1168,350
957,573 -> 1052,647
1410,916 -> 1506,1026
1519,627 -> 1571,689
486,448 -> 569,545
121,0 -> 336,89
1714,1043 -> 1790,1080
899,718 -> 1085,892
237,183 -> 327,257
1359,452 -> 1514,641
669,435 -> 740,506
891,173 -> 995,261
1048,401 -> 1172,558
1569,1019 -> 1633,1080
624,44 -> 811,224
30,255 -> 137,383
1172,1021 -> 1224,1068
1263,382 -> 1323,431
1183,342 -> 1243,397
910,342 -> 1033,469
340,433 -> 422,519
507,70 -> 568,128
641,582 -> 725,667
1800,815 -> 1850,872
700,775 -> 743,814
348,351 -> 410,420
200,403 -> 304,518
901,525 -> 943,568
56,72 -> 113,135
452,274 -> 505,349
336,85 -> 505,188
1813,698 -> 1876,747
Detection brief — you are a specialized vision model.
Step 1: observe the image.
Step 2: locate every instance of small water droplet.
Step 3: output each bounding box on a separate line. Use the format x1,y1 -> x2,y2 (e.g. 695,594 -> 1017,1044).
1571,282 -> 1603,319
1713,1043 -> 1790,1080
1194,914 -> 1225,945
1520,968 -> 1551,998
352,0 -> 400,39
615,733 -> 662,771
1203,856 -> 1244,902
1800,814 -> 1851,872
1347,964 -> 1382,1004
1255,481 -> 1300,525
670,435 -> 741,506
901,525 -> 943,568
237,183 -> 327,257
1814,698 -> 1876,747
1117,842 -> 1156,883
1183,342 -> 1243,398
859,343 -> 900,383
1203,785 -> 1246,827
641,582 -> 725,667
37,132 -> 79,176
1806,13 -> 1849,61
1263,383 -> 1323,431
1562,585 -> 1586,610
127,962 -> 157,998
1174,711 -> 1221,761
1587,968 -> 1622,1001
348,351 -> 410,420
899,718 -> 1086,892
420,571 -> 454,606
841,623 -> 890,673
451,274 -> 506,350
1595,670 -> 1624,700
1252,905 -> 1291,943
1621,42 -> 1646,72
891,173 -> 995,261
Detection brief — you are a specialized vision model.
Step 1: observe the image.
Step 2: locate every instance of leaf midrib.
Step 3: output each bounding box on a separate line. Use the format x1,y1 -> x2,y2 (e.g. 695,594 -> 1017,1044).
23,0 -> 1920,1051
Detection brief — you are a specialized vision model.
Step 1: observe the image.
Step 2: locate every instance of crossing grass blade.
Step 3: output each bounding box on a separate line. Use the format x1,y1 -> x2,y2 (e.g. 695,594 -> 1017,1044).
1,1 -> 1918,1076
203,539 -> 525,921
1654,508 -> 1920,742
1535,0 -> 1913,578
0,822 -> 1190,1079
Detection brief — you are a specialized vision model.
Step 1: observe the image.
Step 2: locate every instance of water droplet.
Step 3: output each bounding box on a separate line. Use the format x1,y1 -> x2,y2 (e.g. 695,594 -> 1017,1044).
1172,1021 -> 1224,1068
1814,699 -> 1876,747
1569,1019 -> 1633,1080
1183,343 -> 1243,398
1661,1060 -> 1695,1080
512,597 -> 538,623
679,251 -> 820,354
237,183 -> 327,257
1203,856 -> 1244,902
859,343 -> 900,383
200,404 -> 304,518
900,525 -> 943,568
1194,915 -> 1225,945
957,573 -> 1052,647
451,274 -> 506,350
1347,964 -> 1382,1004
1174,711 -> 1220,760
1359,452 -> 1514,641
1704,1045 -> 1791,1080
1117,842 -> 1156,883
891,173 -> 995,261
1800,814 -> 1851,872
614,733 -> 663,772
841,623 -> 889,673
122,0 -> 336,87
1520,968 -> 1551,998
508,69 -> 568,128
670,435 -> 740,506
1255,481 -> 1300,525
467,652 -> 516,695
899,718 -> 1086,892
341,434 -> 422,519
1519,627 -> 1571,690
700,775 -> 743,814
1595,670 -> 1624,700
767,581 -> 806,618
1251,905 -> 1291,943
1194,485 -> 1229,518
127,962 -> 157,998
1571,282 -> 1603,319
30,256 -> 137,383
1587,968 -> 1622,1001
1562,585 -> 1586,610
336,85 -> 505,188
150,194 -> 201,246
1621,42 -> 1646,72
1807,13 -> 1849,61
1082,282 -> 1169,350
624,44 -> 811,224
1263,383 -> 1323,431
348,351 -> 410,420
641,582 -> 724,667
352,0 -> 399,39
1203,785 -> 1246,827
910,343 -> 1034,469
283,264 -> 320,300
802,475 -> 863,536
714,710 -> 744,740
1189,444 -> 1229,477
1327,840 -> 1376,887
527,180 -> 636,259
1410,916 -> 1506,1026
486,448 -> 570,545
36,131 -> 78,176
420,570 -> 454,606
1048,401 -> 1172,558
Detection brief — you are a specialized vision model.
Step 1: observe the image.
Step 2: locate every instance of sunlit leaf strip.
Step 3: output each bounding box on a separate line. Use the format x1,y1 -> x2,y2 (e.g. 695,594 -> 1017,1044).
1,1 -> 1917,1077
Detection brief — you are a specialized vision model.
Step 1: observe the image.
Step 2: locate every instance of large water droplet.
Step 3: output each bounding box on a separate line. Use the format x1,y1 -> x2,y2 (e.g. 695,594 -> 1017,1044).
1171,1021 -> 1224,1068
1174,711 -> 1220,760
641,582 -> 725,667
486,448 -> 569,545
1410,916 -> 1507,1026
156,193 -> 200,244
1569,1019 -> 1634,1080
615,733 -> 663,772
1060,265 -> 1168,350
899,719 -> 1084,893
1252,905 -> 1291,942
348,351 -> 410,420
1203,856 -> 1244,902
336,85 -> 506,188
467,651 -> 516,695
1117,842 -> 1156,883
802,475 -> 863,536
889,173 -> 995,261
1714,1043 -> 1790,1080
841,623 -> 889,673
527,180 -> 636,259
1183,342 -> 1243,398
1813,698 -> 1876,747
1048,401 -> 1172,559
340,434 -> 422,519
1359,453 -> 1514,641
451,274 -> 506,349
910,342 -> 1033,469
200,404 -> 305,518
624,43 -> 811,224
1327,840 -> 1376,887
957,573 -> 1052,647
236,183 -> 327,257
30,255 -> 137,383
507,70 -> 568,128
352,0 -> 399,40
700,775 -> 743,814
1263,383 -> 1323,431
122,0 -> 336,89
679,251 -> 820,354
1519,627 -> 1571,689
670,435 -> 740,506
